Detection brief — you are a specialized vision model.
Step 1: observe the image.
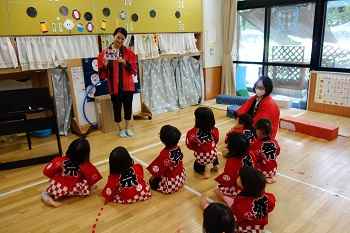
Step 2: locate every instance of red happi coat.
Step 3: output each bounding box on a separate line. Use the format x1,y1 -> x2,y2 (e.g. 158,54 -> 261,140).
147,146 -> 185,194
43,156 -> 102,198
225,125 -> 256,145
236,95 -> 280,139
250,138 -> 280,178
215,153 -> 256,197
97,46 -> 137,96
232,192 -> 276,233
186,127 -> 219,165
102,164 -> 151,204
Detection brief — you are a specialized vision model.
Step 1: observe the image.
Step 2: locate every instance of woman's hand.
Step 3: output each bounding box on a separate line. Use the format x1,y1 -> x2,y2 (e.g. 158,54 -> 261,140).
117,58 -> 126,65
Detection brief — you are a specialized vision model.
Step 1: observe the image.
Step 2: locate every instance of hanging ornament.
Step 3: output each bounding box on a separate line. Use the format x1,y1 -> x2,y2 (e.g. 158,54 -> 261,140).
72,9 -> 81,20
86,22 -> 94,32
63,19 -> 75,31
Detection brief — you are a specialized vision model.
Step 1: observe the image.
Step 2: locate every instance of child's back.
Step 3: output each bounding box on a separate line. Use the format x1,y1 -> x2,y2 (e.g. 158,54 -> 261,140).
147,125 -> 185,194
102,163 -> 151,203
102,146 -> 151,204
186,107 -> 219,178
42,138 -> 102,207
232,192 -> 275,233
251,119 -> 280,183
216,132 -> 255,197
230,167 -> 276,233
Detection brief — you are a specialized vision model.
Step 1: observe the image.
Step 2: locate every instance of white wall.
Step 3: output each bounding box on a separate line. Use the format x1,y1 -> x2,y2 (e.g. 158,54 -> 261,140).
202,0 -> 224,68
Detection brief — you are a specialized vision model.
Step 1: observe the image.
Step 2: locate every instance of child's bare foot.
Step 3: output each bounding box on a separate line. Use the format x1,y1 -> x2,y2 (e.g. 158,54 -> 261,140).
266,177 -> 276,184
41,192 -> 61,207
200,195 -> 210,210
210,165 -> 219,173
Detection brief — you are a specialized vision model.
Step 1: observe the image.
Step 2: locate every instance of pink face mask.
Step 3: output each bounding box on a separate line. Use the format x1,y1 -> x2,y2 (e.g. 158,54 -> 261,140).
255,89 -> 265,97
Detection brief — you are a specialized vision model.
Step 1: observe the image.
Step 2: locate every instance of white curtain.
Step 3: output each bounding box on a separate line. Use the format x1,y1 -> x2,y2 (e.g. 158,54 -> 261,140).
221,0 -> 237,95
158,33 -> 198,54
0,37 -> 19,68
134,34 -> 160,60
16,36 -> 99,70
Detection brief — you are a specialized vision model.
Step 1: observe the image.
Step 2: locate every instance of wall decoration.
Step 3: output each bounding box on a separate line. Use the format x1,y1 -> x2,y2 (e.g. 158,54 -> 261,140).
63,19 -> 75,31
120,10 -> 127,20
175,11 -> 181,19
131,13 -> 139,22
40,21 -> 48,33
59,6 -> 69,16
26,7 -> 37,18
84,12 -> 93,21
86,22 -> 94,32
101,20 -> 107,31
77,23 -> 84,32
149,9 -> 156,18
102,7 -> 111,17
72,9 -> 81,20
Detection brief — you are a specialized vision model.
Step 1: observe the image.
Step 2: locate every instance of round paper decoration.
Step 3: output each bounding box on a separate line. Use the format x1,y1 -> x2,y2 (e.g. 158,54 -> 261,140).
27,7 -> 37,18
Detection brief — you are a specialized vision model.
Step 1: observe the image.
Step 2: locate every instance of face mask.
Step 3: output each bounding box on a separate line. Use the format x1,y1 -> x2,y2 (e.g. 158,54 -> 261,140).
255,89 -> 265,97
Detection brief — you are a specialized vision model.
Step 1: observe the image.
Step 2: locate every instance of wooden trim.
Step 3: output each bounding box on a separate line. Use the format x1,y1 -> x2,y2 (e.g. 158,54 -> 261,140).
203,66 -> 222,100
307,72 -> 350,117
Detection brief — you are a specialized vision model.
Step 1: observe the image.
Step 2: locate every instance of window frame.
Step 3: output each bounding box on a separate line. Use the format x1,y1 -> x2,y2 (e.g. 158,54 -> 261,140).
234,0 -> 350,74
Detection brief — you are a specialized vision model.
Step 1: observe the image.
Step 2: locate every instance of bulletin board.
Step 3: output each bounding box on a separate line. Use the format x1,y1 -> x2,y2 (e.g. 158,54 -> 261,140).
307,71 -> 350,117
66,59 -> 97,132
0,0 -> 202,36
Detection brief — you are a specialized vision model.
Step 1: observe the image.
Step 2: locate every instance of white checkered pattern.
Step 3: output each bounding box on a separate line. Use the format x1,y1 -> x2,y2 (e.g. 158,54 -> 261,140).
113,185 -> 152,204
158,170 -> 186,194
218,184 -> 239,197
47,179 -> 90,200
237,225 -> 264,233
261,168 -> 277,179
194,147 -> 218,165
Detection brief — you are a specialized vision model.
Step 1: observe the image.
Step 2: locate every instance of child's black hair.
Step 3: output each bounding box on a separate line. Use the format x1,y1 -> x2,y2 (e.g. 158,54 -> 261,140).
66,137 -> 90,165
226,132 -> 250,158
195,107 -> 215,133
109,146 -> 134,175
239,167 -> 266,198
203,202 -> 235,233
238,114 -> 254,130
160,125 -> 181,148
255,118 -> 272,138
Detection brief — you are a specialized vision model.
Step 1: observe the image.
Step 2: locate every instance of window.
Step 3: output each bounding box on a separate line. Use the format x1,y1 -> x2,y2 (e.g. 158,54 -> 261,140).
268,66 -> 309,99
237,8 -> 265,62
269,3 -> 315,64
236,64 -> 263,90
322,0 -> 350,69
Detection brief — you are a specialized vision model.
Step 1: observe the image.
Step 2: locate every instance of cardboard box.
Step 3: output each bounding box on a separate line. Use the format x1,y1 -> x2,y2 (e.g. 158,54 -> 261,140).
95,95 -> 117,133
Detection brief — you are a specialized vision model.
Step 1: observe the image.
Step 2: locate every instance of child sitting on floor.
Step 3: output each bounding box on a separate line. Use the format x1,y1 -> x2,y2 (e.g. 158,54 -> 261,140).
102,146 -> 151,204
41,137 -> 102,207
147,125 -> 186,194
186,107 -> 219,179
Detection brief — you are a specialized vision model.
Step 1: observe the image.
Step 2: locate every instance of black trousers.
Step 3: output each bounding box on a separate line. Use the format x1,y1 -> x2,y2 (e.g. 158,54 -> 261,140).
193,158 -> 219,174
111,93 -> 133,123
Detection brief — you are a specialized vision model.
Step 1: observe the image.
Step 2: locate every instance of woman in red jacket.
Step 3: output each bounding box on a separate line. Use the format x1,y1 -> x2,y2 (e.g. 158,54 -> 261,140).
235,76 -> 280,139
97,27 -> 137,138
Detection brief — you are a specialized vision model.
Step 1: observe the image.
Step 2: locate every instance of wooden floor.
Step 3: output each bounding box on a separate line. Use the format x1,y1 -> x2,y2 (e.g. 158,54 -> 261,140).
1,105 -> 350,233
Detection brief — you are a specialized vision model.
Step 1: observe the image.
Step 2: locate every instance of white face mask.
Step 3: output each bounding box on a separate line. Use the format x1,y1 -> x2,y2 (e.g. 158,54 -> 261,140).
255,89 -> 265,97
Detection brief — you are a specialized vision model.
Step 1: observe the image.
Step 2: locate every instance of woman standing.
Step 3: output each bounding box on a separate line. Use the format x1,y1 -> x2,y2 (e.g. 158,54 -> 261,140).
235,76 -> 280,139
97,27 -> 137,137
